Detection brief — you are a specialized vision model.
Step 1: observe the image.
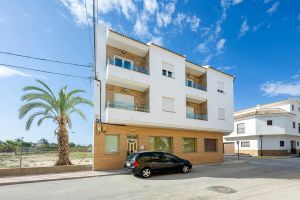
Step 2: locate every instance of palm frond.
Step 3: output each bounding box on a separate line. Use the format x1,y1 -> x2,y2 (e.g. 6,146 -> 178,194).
19,102 -> 53,119
69,108 -> 87,121
25,111 -> 49,130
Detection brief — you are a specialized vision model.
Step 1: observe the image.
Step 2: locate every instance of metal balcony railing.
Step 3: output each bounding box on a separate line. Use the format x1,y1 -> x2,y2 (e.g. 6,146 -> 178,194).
186,112 -> 208,120
106,101 -> 149,113
107,57 -> 149,75
185,80 -> 207,91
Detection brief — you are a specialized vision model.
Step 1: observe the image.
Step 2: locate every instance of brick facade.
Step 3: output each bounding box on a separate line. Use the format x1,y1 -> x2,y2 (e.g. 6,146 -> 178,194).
93,123 -> 224,170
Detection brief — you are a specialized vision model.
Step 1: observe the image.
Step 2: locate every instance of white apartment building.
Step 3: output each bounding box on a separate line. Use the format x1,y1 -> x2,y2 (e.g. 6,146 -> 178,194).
93,25 -> 234,170
224,99 -> 300,156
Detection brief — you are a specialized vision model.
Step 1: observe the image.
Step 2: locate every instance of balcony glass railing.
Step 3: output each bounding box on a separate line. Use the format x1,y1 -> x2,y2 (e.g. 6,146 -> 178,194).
106,101 -> 149,113
186,112 -> 208,120
185,80 -> 207,91
107,57 -> 149,75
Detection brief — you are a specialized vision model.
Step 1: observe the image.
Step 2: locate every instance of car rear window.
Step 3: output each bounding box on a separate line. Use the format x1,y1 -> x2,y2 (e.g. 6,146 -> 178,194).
127,153 -> 138,161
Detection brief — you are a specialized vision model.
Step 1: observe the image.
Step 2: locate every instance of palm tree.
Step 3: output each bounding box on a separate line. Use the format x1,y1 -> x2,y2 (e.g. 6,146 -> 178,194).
19,80 -> 93,165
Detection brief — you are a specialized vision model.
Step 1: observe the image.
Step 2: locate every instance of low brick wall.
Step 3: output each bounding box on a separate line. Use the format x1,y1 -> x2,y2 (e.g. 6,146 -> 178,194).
0,165 -> 92,177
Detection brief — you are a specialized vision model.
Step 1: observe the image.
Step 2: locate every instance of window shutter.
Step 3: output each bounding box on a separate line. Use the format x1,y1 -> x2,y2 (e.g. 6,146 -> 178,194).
163,97 -> 175,112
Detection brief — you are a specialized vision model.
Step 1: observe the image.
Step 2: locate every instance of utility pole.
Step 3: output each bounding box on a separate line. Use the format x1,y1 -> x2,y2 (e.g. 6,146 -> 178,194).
19,137 -> 24,168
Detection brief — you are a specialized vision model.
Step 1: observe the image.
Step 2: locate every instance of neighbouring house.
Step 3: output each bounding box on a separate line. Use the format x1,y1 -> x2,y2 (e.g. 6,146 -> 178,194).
224,99 -> 300,156
93,25 -> 235,170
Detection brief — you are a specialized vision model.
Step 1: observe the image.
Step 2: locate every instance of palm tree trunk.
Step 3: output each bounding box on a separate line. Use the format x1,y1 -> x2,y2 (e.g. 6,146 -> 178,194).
55,118 -> 72,166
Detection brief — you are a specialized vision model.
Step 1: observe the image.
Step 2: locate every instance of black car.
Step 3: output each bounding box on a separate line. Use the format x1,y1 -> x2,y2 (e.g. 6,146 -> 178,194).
124,151 -> 192,178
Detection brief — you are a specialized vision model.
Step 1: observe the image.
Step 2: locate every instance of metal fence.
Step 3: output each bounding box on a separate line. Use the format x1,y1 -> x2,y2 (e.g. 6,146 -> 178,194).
0,145 -> 92,169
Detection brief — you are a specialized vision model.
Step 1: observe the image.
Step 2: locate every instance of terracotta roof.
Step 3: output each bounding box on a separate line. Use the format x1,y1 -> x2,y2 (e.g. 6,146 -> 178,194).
235,108 -> 294,120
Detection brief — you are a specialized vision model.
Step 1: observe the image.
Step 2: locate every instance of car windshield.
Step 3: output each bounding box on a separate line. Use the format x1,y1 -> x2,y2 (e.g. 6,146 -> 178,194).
127,153 -> 138,161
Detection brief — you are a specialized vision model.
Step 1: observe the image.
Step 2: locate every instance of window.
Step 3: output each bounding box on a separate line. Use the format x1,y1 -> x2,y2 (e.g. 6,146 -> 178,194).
182,138 -> 197,153
114,56 -> 132,69
298,107 -> 300,112
162,62 -> 174,78
241,141 -> 250,147
149,137 -> 172,152
187,79 -> 193,87
163,153 -> 179,161
237,123 -> 245,134
297,141 -> 299,146
218,108 -> 225,120
104,135 -> 119,153
293,122 -> 296,129
162,97 -> 175,112
267,120 -> 273,126
292,104 -> 294,111
298,123 -> 300,133
280,141 -> 285,147
204,139 -> 217,152
217,81 -> 225,94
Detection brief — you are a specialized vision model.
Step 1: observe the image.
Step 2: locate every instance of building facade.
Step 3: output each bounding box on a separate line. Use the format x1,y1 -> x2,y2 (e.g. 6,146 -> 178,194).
93,25 -> 234,170
224,99 -> 300,156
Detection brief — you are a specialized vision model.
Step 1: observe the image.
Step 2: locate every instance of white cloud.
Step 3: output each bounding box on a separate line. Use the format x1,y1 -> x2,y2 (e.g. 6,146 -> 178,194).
195,43 -> 208,54
59,0 -> 136,26
156,2 -> 175,27
291,71 -> 300,79
261,81 -> 300,96
239,18 -> 249,37
267,1 -> 279,15
173,13 -> 186,30
149,36 -> 163,46
217,66 -> 234,71
252,22 -> 265,32
232,0 -> 243,5
263,0 -> 273,3
134,12 -> 150,38
204,54 -> 213,64
216,38 -> 226,50
186,15 -> 200,32
143,0 -> 158,14
0,66 -> 31,78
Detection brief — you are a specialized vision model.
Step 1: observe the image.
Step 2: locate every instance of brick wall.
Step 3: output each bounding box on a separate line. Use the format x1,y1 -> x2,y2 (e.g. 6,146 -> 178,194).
93,123 -> 224,170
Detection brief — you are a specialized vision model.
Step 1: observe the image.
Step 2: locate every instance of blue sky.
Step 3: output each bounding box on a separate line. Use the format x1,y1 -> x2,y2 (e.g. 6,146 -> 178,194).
0,0 -> 299,144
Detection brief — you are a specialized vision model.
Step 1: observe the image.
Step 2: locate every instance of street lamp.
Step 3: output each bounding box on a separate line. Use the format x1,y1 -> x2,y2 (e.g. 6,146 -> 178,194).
259,135 -> 263,157
236,140 -> 240,160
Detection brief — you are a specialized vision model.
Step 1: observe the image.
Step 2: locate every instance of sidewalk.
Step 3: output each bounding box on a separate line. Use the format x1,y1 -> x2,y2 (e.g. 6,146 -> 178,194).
0,169 -> 126,186
0,159 -> 247,186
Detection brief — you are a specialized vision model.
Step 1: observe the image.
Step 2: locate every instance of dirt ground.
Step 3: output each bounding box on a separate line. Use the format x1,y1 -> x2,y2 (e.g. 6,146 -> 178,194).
0,152 -> 92,168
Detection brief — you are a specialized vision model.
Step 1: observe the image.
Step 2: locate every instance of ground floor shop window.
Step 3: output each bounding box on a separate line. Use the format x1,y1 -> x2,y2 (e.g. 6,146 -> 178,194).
105,135 -> 119,153
149,137 -> 172,152
205,139 -> 217,152
182,138 -> 197,152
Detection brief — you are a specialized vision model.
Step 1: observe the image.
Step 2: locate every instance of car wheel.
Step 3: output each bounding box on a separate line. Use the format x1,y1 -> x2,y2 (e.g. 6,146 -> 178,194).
182,165 -> 190,173
141,168 -> 152,178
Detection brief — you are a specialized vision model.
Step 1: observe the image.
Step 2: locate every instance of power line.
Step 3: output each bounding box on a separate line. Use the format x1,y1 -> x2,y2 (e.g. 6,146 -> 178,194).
84,0 -> 94,64
0,63 -> 92,80
0,51 -> 93,68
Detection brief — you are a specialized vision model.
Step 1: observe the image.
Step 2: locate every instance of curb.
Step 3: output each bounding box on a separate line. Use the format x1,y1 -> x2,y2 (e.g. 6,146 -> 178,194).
0,171 -> 127,186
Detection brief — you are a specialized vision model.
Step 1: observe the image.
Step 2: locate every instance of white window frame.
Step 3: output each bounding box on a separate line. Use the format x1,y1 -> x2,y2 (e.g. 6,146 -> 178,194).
114,55 -> 133,69
237,123 -> 245,134
162,97 -> 175,113
217,81 -> 225,94
241,141 -> 250,147
218,108 -> 225,120
162,62 -> 175,79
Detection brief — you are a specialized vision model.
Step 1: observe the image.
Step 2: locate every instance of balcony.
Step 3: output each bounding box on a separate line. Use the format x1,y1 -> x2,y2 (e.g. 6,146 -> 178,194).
106,101 -> 149,112
186,99 -> 208,121
107,57 -> 149,75
186,113 -> 208,120
185,79 -> 206,91
105,84 -> 149,113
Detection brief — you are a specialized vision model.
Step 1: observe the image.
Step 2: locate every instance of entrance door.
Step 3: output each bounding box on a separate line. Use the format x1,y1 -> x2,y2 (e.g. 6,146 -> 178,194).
291,140 -> 296,154
224,142 -> 235,155
127,136 -> 138,155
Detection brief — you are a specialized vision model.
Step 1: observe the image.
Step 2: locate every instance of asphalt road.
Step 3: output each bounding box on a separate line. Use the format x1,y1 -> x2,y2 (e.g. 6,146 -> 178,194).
1,157 -> 300,200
